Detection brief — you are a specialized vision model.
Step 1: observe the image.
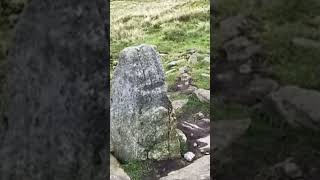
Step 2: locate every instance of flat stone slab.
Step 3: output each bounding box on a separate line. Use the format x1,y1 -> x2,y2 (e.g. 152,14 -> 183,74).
160,155 -> 210,180
110,154 -> 131,180
212,119 -> 251,154
265,86 -> 320,130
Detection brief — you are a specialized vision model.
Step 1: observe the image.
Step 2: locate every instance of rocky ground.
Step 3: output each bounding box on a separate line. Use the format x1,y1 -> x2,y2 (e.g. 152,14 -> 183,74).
213,0 -> 320,179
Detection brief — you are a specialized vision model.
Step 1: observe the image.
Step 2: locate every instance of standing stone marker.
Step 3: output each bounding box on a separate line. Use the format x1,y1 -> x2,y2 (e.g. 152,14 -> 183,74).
0,0 -> 108,180
111,44 -> 181,161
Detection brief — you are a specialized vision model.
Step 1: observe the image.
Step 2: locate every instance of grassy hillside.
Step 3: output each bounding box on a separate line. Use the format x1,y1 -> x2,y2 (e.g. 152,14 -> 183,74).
111,0 -> 210,89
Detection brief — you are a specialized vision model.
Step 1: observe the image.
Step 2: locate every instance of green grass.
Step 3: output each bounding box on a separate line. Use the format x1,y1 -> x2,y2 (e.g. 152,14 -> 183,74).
122,161 -> 145,180
212,102 -> 252,120
176,94 -> 210,120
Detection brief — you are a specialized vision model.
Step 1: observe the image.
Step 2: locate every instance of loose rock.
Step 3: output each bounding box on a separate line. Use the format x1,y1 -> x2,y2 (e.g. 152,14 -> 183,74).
265,86 -> 320,130
172,99 -> 189,111
184,152 -> 195,162
223,36 -> 262,61
0,1 -> 108,179
160,155 -> 210,180
194,88 -> 210,103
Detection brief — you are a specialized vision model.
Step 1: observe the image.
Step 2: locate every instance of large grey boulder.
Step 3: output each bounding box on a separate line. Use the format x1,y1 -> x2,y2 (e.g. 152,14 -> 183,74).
111,44 -> 180,161
0,0 -> 108,179
265,86 -> 320,130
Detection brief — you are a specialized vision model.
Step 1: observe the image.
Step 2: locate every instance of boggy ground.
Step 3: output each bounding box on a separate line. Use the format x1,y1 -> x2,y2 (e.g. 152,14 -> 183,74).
214,0 -> 320,179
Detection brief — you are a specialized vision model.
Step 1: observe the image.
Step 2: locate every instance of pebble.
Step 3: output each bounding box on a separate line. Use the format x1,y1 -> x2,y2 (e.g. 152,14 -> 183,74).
184,152 -> 195,162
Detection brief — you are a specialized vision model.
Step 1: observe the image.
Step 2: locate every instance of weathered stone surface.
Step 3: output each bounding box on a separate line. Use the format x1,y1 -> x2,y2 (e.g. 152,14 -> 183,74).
183,151 -> 195,162
197,135 -> 210,154
111,44 -> 180,161
160,155 -> 210,180
265,86 -> 320,130
254,158 -> 303,180
220,15 -> 245,42
223,36 -> 262,61
292,37 -> 320,49
194,88 -> 210,103
0,0 -> 108,179
213,119 -> 251,155
110,154 -> 131,180
176,72 -> 192,91
188,53 -> 198,64
179,121 -> 210,140
248,76 -> 279,98
172,99 -> 188,111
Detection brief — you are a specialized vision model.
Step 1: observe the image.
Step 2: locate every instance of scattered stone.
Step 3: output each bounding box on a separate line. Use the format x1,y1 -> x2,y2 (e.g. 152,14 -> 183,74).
183,85 -> 198,94
160,155 -> 210,180
176,73 -> 192,91
172,99 -> 188,111
202,118 -> 210,123
186,48 -> 197,54
197,135 -> 210,153
201,73 -> 210,78
265,86 -> 320,130
167,61 -> 178,68
193,112 -> 205,120
167,59 -> 185,69
248,76 -> 279,99
254,158 -> 303,180
239,63 -> 252,74
194,88 -> 210,103
282,161 -> 303,179
110,154 -> 131,180
223,36 -> 262,61
179,121 -> 210,140
176,129 -> 187,144
184,152 -> 196,162
193,142 -> 198,147
159,53 -> 168,57
111,44 -> 180,161
188,53 -> 198,64
220,15 -> 245,42
179,66 -> 189,74
292,37 -> 320,49
215,71 -> 235,83
181,73 -> 192,83
213,119 -> 251,155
